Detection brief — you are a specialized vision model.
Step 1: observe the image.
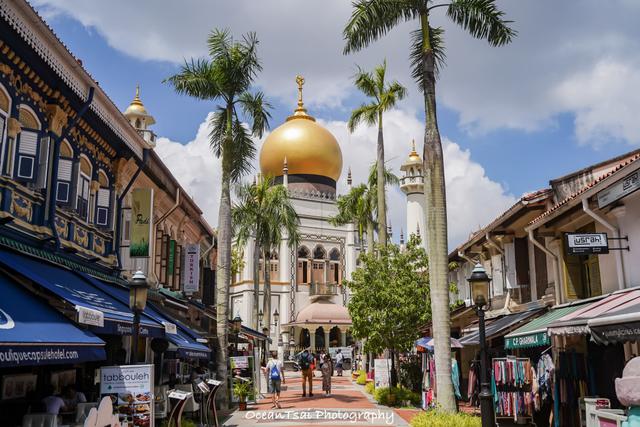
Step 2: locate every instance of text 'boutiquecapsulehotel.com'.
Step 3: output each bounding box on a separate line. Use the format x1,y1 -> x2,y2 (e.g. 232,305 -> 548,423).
0,348 -> 79,365
245,409 -> 395,425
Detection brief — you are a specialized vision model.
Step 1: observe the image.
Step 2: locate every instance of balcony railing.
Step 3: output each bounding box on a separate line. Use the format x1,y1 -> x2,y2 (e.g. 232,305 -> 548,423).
310,282 -> 338,297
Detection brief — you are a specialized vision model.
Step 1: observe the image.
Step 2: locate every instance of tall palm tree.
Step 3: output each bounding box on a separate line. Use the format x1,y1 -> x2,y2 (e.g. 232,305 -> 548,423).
344,0 -> 515,411
233,176 -> 300,338
166,29 -> 271,406
348,61 -> 406,248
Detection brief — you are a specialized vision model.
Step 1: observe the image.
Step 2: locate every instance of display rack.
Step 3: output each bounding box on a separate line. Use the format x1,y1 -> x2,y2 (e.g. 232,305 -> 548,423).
492,356 -> 536,426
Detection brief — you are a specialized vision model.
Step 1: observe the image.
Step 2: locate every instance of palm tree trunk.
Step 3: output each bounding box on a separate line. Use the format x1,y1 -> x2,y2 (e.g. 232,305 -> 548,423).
376,115 -> 387,247
262,245 -> 272,346
366,221 -> 375,255
215,106 -> 234,409
252,239 -> 260,330
421,12 -> 455,412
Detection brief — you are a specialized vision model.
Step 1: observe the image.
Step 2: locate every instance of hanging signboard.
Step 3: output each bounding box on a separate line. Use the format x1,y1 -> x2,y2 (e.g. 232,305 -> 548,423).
183,244 -> 200,294
130,189 -> 154,257
100,364 -> 154,427
167,240 -> 176,275
76,305 -> 104,327
597,169 -> 640,208
565,232 -> 609,255
374,359 -> 391,388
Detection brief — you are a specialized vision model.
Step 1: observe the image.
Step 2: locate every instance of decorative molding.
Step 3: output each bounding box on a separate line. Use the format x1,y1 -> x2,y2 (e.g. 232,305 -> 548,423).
10,192 -> 31,222
6,116 -> 19,138
45,103 -> 67,135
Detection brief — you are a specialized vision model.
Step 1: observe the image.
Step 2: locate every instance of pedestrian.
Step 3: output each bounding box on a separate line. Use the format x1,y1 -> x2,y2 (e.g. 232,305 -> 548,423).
335,349 -> 344,376
297,348 -> 314,397
62,385 -> 86,411
321,354 -> 333,397
262,351 -> 285,409
42,385 -> 67,415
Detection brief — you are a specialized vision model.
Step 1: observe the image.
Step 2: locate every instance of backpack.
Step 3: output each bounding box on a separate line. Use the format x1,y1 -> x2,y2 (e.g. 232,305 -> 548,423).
269,362 -> 281,380
299,353 -> 310,370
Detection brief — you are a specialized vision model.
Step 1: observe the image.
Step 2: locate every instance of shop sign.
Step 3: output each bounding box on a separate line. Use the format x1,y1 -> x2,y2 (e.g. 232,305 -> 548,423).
328,346 -> 353,360
130,189 -> 154,257
167,240 -> 176,275
168,390 -> 191,400
590,322 -> 640,345
100,364 -> 154,427
231,356 -> 249,369
504,332 -> 549,349
597,170 -> 640,208
374,359 -> 391,388
207,379 -> 222,387
183,244 -> 200,294
565,232 -> 609,255
75,305 -> 104,327
162,321 -> 177,335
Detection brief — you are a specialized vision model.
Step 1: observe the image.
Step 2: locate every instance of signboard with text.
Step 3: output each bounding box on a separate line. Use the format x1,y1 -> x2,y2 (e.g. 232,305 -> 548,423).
597,170 -> 640,208
183,244 -> 200,294
100,364 -> 154,427
565,232 -> 609,255
130,189 -> 154,257
374,359 -> 391,388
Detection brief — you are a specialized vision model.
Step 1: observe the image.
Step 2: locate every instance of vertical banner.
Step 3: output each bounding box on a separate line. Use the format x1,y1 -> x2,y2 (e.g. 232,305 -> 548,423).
167,240 -> 176,275
183,244 -> 201,294
130,189 -> 153,257
374,359 -> 391,388
100,364 -> 154,427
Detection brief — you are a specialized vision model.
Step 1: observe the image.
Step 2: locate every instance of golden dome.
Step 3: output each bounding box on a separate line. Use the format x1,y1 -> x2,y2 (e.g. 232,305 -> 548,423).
260,76 -> 342,182
408,139 -> 421,162
124,85 -> 155,125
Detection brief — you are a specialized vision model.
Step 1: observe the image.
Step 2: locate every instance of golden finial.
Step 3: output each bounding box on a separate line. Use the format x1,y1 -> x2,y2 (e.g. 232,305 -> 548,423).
296,75 -> 305,109
409,138 -> 420,161
287,74 -> 314,121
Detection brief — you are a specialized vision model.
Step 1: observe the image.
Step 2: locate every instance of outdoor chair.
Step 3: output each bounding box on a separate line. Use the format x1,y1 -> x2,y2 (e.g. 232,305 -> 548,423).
154,385 -> 169,419
21,413 -> 58,427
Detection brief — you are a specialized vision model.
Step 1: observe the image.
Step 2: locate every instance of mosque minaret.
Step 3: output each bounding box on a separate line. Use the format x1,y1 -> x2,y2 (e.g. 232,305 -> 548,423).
400,140 -> 427,250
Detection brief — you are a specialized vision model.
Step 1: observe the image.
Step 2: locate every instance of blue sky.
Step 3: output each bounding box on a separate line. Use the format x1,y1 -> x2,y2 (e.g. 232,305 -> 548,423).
32,0 -> 640,246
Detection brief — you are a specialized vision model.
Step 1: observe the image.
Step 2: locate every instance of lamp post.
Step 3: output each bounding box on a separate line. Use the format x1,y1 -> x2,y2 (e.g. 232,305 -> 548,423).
232,314 -> 242,356
258,308 -> 279,330
128,271 -> 149,365
468,263 -> 494,427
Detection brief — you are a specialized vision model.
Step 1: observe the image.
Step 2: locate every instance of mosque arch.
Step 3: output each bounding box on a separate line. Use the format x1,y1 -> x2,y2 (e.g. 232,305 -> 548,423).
313,245 -> 326,260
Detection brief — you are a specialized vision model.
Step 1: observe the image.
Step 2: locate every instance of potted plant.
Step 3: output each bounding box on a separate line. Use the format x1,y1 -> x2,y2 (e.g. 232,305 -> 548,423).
233,380 -> 254,411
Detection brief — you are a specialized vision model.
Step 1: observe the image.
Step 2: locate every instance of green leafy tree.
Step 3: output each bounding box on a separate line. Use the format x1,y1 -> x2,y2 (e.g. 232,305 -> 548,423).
344,0 -> 515,410
233,176 -> 299,333
345,235 -> 430,387
165,29 -> 271,407
348,61 -> 406,247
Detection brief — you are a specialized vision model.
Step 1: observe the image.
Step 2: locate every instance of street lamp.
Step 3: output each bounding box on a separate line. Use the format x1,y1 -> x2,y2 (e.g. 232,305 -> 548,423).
232,314 -> 242,355
128,271 -> 149,364
467,263 -> 494,427
258,309 -> 279,330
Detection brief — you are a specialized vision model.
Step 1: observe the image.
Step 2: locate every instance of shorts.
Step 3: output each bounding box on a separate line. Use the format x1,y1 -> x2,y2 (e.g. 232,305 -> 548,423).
269,378 -> 282,393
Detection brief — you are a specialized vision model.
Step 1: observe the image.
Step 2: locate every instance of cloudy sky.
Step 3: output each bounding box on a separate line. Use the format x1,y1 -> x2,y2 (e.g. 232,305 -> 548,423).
31,0 -> 640,248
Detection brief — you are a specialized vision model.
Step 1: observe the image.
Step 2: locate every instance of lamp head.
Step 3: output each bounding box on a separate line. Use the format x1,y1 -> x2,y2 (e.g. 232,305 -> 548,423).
467,263 -> 491,308
129,271 -> 149,312
232,314 -> 242,333
273,309 -> 279,326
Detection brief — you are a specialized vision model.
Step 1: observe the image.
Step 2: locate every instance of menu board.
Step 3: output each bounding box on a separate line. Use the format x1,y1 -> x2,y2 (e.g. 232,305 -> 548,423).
100,364 -> 154,427
374,359 -> 391,388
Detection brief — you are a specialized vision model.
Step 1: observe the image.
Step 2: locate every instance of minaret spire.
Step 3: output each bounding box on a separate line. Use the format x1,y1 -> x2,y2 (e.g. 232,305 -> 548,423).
347,167 -> 352,188
283,157 -> 289,188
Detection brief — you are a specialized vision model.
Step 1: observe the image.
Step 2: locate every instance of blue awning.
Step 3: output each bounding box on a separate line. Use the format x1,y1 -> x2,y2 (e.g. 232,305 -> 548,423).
0,274 -> 105,367
0,249 -> 164,337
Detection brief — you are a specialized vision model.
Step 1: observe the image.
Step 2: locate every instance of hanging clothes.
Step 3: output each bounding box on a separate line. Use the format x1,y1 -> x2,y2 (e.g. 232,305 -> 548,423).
452,357 -> 462,400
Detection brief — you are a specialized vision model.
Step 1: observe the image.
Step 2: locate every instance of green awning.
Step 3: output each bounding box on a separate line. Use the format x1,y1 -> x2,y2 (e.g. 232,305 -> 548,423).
504,304 -> 588,349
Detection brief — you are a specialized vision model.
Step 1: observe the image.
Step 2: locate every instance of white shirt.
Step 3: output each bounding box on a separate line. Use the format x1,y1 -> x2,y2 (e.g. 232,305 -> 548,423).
266,359 -> 283,379
43,396 -> 66,414
336,353 -> 344,363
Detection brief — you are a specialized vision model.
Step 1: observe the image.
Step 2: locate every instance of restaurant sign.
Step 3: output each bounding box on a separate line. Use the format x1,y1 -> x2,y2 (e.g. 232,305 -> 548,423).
597,169 -> 640,208
504,332 -> 549,349
565,232 -> 609,255
130,189 -> 154,257
183,244 -> 200,294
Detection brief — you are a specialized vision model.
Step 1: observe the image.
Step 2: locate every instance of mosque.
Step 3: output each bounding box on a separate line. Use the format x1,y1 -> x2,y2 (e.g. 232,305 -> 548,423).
230,76 -> 427,354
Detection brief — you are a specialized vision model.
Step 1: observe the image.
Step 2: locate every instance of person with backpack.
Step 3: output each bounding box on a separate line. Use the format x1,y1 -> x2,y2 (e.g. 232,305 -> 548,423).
335,349 -> 344,376
298,348 -> 315,397
262,351 -> 285,408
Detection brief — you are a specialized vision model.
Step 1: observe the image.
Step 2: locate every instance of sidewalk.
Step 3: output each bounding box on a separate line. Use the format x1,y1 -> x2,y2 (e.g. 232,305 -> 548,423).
222,371 -> 414,426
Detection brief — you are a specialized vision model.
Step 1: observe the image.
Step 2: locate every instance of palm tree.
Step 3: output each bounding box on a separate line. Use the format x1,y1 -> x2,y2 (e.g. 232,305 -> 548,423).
166,29 -> 271,407
233,176 -> 300,337
348,60 -> 406,247
344,0 -> 515,411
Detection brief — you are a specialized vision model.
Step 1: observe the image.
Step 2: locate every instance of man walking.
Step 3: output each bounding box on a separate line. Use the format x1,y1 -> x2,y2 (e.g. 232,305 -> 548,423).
335,349 -> 344,376
298,348 -> 314,397
262,351 -> 285,408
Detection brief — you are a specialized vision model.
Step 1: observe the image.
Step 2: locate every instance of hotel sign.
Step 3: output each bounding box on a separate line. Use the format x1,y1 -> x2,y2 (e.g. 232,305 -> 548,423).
565,232 -> 609,255
597,170 -> 640,208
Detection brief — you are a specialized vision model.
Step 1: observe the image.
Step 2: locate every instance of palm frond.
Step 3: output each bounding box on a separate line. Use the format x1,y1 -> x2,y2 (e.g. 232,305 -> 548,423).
228,117 -> 257,182
164,58 -> 221,100
238,91 -> 272,138
208,106 -> 228,158
353,67 -> 379,99
410,25 -> 446,89
343,0 -> 417,54
446,0 -> 516,47
347,103 -> 379,132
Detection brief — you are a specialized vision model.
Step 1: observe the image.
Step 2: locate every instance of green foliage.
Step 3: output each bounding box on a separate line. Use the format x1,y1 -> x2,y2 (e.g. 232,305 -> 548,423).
346,235 -> 430,356
399,356 -> 423,392
233,379 -> 255,402
365,381 -> 375,394
410,411 -> 481,427
374,386 -> 420,407
356,370 -> 367,385
231,247 -> 245,276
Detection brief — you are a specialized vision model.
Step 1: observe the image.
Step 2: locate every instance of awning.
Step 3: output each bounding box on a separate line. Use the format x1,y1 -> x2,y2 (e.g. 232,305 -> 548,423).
504,302 -> 591,349
459,309 -> 545,346
146,304 -> 211,360
548,289 -> 640,336
588,298 -> 640,345
0,249 -> 164,337
0,274 -> 105,367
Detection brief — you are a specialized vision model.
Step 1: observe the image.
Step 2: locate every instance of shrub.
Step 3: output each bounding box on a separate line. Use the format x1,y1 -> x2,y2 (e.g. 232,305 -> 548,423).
356,371 -> 367,385
399,356 -> 423,392
410,411 -> 481,427
374,386 -> 421,407
364,382 -> 375,394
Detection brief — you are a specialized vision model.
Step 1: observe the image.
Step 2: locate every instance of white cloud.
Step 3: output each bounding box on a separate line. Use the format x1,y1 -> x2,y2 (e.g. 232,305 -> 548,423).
156,109 -> 516,248
32,0 -> 640,146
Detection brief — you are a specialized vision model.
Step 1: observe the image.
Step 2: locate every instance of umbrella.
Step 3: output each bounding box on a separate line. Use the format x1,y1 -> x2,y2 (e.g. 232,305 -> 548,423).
415,337 -> 433,349
426,337 -> 464,349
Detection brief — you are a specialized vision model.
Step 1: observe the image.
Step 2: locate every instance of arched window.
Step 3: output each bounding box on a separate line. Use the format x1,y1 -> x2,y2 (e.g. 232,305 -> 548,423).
313,245 -> 326,260
76,155 -> 92,221
95,170 -> 111,226
297,246 -> 310,284
135,118 -> 141,129
297,246 -> 310,258
0,85 -> 11,175
56,140 -> 73,204
329,248 -> 341,283
15,106 -> 41,182
329,248 -> 340,261
270,250 -> 279,274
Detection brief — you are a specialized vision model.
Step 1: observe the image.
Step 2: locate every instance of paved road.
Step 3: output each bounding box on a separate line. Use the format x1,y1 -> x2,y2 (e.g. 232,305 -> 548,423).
222,372 -> 418,426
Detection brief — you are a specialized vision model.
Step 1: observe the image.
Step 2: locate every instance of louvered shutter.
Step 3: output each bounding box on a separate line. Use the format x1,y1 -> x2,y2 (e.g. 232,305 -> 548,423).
95,188 -> 111,226
56,158 -> 73,203
16,130 -> 38,181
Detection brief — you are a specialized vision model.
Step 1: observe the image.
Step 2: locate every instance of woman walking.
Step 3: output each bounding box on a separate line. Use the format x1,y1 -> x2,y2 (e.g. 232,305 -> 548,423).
322,354 -> 333,397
